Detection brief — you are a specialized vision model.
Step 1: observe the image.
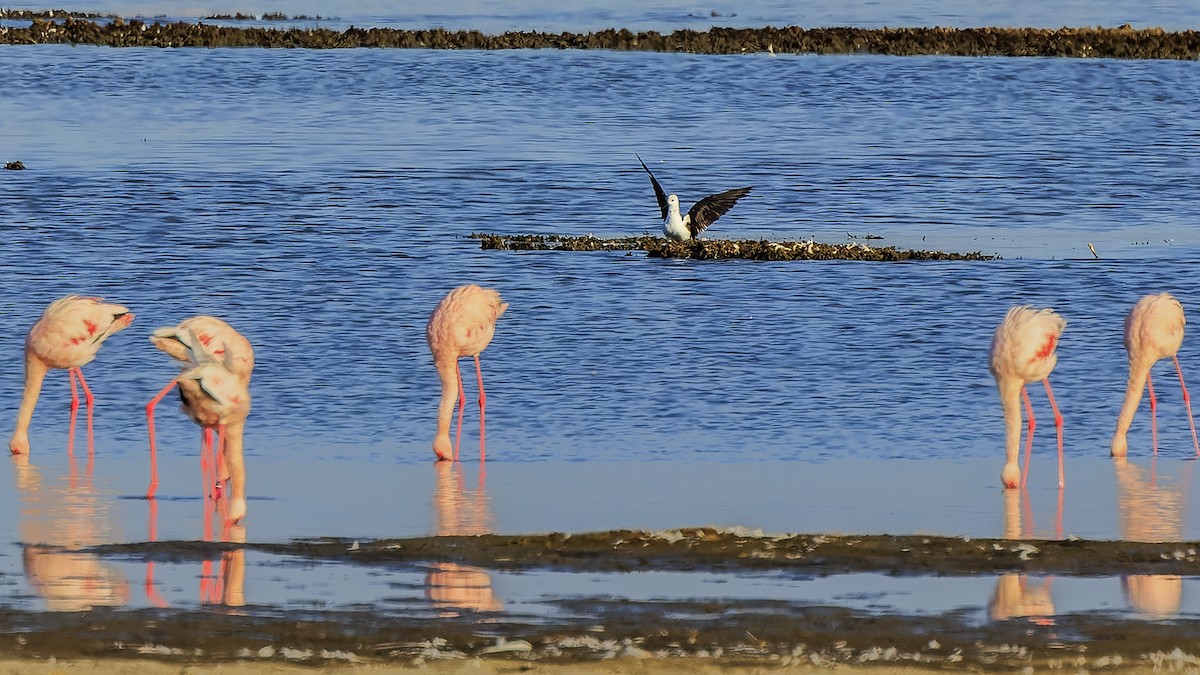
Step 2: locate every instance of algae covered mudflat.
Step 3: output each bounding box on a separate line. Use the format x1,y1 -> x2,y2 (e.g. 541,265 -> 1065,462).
0,14 -> 1197,59
5,529 -> 1200,671
471,233 -> 997,261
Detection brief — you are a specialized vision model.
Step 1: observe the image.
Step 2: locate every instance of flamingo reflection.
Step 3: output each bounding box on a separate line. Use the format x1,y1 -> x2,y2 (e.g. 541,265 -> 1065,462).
201,522 -> 247,608
144,496 -> 246,609
989,489 -> 1056,625
1114,457 -> 1187,618
12,454 -> 129,611
425,462 -> 502,614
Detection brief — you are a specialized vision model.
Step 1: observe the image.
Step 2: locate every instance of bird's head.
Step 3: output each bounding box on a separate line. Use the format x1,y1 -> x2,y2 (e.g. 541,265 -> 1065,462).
1001,463 -> 1021,490
667,194 -> 680,210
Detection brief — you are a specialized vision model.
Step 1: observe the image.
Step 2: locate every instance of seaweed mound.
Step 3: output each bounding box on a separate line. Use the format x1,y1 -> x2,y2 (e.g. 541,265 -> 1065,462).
471,233 -> 996,261
0,15 -> 1196,59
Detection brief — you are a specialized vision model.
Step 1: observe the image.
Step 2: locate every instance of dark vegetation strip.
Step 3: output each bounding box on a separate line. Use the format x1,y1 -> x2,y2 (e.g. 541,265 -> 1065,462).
91,529 -> 1200,576
472,233 -> 997,260
0,14 -> 1196,59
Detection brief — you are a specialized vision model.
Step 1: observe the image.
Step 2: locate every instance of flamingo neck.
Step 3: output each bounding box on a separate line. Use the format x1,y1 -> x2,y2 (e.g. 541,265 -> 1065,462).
10,355 -> 49,451
1112,358 -> 1153,454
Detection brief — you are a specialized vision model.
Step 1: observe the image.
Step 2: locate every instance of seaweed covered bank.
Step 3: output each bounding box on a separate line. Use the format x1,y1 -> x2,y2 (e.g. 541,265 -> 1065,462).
0,11 -> 1197,59
472,233 -> 997,261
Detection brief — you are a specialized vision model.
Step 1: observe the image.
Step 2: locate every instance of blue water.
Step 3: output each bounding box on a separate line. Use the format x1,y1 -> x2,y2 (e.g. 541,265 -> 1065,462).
2,47 -> 1199,470
2,3 -> 1200,625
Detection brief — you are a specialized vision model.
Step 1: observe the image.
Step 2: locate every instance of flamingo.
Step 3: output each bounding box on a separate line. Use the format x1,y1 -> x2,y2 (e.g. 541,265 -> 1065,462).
989,305 -> 1066,489
145,322 -> 252,523
637,155 -> 753,241
427,284 -> 508,462
146,317 -> 254,500
9,295 -> 134,456
1111,293 -> 1200,458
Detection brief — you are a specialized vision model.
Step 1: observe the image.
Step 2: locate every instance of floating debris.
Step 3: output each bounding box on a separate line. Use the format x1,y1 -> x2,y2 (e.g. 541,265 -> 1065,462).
0,19 -> 1196,59
3,161 -> 25,170
470,233 -> 997,261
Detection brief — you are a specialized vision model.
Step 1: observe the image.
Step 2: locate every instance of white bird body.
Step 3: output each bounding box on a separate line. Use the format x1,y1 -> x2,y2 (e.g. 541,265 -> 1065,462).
637,155 -> 752,241
989,305 -> 1067,489
663,194 -> 690,241
1111,292 -> 1199,457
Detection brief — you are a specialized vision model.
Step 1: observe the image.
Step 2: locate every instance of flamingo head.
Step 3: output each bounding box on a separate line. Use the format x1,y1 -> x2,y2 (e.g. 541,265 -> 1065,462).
1001,463 -> 1020,490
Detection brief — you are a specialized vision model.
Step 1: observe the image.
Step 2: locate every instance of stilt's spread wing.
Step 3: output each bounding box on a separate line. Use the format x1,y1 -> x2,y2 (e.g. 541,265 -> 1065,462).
686,186 -> 752,238
637,155 -> 669,220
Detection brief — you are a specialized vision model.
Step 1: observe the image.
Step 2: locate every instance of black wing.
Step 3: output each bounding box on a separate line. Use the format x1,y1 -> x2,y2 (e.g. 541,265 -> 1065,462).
686,186 -> 752,238
636,154 -> 669,220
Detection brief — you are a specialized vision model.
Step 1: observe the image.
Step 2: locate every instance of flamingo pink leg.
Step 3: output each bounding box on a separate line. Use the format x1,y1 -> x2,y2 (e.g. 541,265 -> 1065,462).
214,425 -> 226,501
1172,355 -> 1200,456
453,361 -> 466,462
201,427 -> 217,500
67,368 -> 80,458
215,427 -> 228,498
145,379 -> 179,498
1055,481 -> 1064,539
1042,378 -> 1065,489
74,367 -> 96,459
202,473 -> 215,549
476,355 -> 487,463
1020,386 -> 1036,489
1148,373 -> 1159,456
212,424 -> 231,525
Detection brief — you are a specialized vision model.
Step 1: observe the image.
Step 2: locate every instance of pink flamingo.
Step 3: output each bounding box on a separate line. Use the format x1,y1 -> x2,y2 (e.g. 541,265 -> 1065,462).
145,321 -> 253,523
426,285 -> 508,462
1111,293 -> 1200,457
989,305 -> 1066,489
9,295 -> 134,457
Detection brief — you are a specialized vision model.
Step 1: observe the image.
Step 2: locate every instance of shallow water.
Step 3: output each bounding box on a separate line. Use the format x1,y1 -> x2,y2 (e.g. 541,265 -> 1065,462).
2,452 -> 1199,621
1,16 -> 1200,639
